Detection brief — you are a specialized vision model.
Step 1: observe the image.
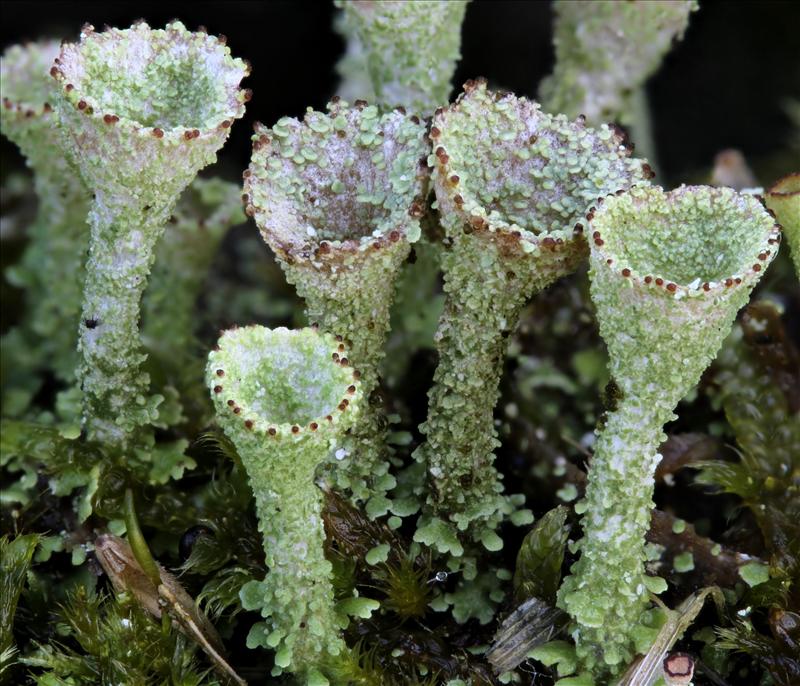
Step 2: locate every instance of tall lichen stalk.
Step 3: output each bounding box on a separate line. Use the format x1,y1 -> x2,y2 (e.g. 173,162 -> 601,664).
244,99 -> 428,510
557,186 -> 780,674
539,0 -> 697,167
334,0 -> 469,113
414,79 -> 651,552
0,41 -> 90,389
51,21 -> 248,448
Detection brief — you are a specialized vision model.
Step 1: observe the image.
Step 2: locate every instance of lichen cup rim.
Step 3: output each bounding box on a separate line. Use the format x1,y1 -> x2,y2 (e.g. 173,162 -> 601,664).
430,77 -> 652,255
767,172 -> 800,198
244,97 -> 428,262
50,20 -> 250,144
1,40 -> 61,118
208,325 -> 362,438
589,184 -> 782,297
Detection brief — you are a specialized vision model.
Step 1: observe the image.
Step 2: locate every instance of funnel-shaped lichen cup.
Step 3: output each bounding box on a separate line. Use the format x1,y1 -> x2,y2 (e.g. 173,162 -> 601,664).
245,99 -> 428,507
415,79 -> 651,553
52,21 -> 249,447
1,40 -> 90,384
207,326 -> 362,681
766,172 -> 800,276
558,185 -> 780,674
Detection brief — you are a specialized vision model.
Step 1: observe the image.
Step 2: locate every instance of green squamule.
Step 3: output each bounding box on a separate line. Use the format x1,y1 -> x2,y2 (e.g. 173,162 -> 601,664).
557,185 -> 780,674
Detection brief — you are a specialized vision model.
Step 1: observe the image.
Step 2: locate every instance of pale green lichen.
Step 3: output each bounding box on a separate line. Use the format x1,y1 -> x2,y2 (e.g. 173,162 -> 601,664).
1,40 -> 91,388
142,176 -> 244,418
557,185 -> 779,674
415,79 -> 651,551
334,0 -> 469,113
52,21 -> 248,447
539,0 -> 697,126
244,99 -> 428,508
207,326 -> 362,683
332,9 -> 375,103
765,173 -> 800,277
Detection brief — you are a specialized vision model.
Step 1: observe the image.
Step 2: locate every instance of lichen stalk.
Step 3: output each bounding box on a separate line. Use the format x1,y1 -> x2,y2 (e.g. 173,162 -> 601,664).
52,21 -> 248,447
206,326 -> 362,681
416,79 -> 651,550
765,172 -> 800,277
334,0 -> 469,113
245,99 -> 428,507
539,1 -> 697,126
1,41 -> 90,384
557,185 -> 780,673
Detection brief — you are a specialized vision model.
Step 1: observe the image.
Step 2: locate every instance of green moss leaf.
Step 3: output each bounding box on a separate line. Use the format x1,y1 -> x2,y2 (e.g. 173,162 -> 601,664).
513,506 -> 570,603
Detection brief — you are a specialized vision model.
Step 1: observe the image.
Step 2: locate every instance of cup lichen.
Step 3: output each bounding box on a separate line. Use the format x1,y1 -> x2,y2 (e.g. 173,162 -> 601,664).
415,79 -> 652,552
539,0 -> 698,126
52,21 -> 249,447
244,99 -> 429,510
557,184 -> 780,673
206,325 -> 362,683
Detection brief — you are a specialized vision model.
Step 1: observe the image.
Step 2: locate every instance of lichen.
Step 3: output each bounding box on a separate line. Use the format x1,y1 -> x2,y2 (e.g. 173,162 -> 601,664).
415,79 -> 651,549
334,0 -> 469,113
539,0 -> 698,126
1,41 -> 90,389
52,21 -> 248,447
765,172 -> 800,276
207,325 -> 363,682
245,98 -> 428,508
557,185 -> 779,674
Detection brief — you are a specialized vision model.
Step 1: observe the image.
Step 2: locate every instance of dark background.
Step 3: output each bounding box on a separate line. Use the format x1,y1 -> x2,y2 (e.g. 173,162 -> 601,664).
2,0 -> 798,186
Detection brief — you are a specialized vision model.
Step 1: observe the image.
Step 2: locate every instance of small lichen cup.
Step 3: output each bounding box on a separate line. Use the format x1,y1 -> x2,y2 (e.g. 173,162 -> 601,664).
557,185 -> 780,674
52,21 -> 249,447
244,98 -> 429,509
766,172 -> 800,276
415,79 -> 651,554
206,325 -> 362,683
334,0 -> 469,113
1,40 -> 90,385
